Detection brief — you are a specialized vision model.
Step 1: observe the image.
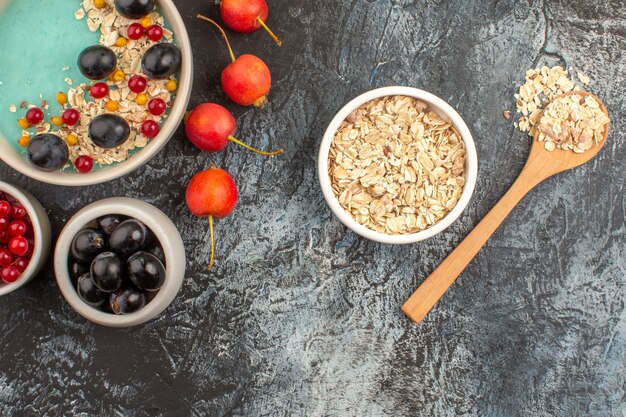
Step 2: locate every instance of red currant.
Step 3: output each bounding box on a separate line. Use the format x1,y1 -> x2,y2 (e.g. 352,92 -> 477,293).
128,75 -> 147,93
0,248 -> 13,267
25,107 -> 44,125
146,25 -> 163,42
8,236 -> 28,256
0,216 -> 8,232
127,23 -> 144,40
90,82 -> 109,99
148,98 -> 166,116
62,108 -> 81,126
10,205 -> 26,220
8,220 -> 27,237
141,120 -> 160,138
1,265 -> 20,283
0,231 -> 10,245
0,201 -> 10,217
75,155 -> 94,173
12,257 -> 29,273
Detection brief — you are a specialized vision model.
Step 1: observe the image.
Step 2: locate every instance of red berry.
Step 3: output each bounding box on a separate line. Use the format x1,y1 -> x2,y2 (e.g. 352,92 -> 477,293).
75,155 -> 94,173
62,108 -> 81,126
0,201 -> 10,217
25,107 -> 44,125
141,120 -> 160,138
10,205 -> 26,220
12,257 -> 29,273
0,248 -> 13,267
8,220 -> 27,237
8,236 -> 28,256
148,98 -> 166,116
90,82 -> 109,99
128,75 -> 147,93
146,25 -> 163,42
0,216 -> 8,232
0,231 -> 10,245
1,265 -> 20,283
127,23 -> 144,40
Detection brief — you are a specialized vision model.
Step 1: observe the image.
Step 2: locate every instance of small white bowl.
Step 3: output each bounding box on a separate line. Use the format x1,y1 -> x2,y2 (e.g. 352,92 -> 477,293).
0,181 -> 52,296
54,197 -> 186,327
318,86 -> 478,244
0,0 -> 193,186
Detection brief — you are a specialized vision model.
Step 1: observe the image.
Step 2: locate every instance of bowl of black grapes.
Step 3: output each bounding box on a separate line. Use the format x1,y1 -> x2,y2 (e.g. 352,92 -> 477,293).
54,197 -> 185,327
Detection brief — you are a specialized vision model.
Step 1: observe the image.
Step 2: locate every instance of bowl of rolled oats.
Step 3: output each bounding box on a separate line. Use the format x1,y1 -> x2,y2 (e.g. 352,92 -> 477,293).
0,0 -> 193,186
318,87 -> 478,244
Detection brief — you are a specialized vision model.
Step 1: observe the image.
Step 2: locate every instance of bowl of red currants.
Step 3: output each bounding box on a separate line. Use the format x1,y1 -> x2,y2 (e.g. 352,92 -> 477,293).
0,182 -> 52,296
54,197 -> 185,327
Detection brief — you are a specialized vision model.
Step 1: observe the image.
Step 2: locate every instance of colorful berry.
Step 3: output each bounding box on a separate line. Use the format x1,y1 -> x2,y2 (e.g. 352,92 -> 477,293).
10,205 -> 26,220
0,202 -> 10,217
106,101 -> 120,112
26,108 -> 44,125
127,23 -> 144,40
146,25 -> 163,42
148,98 -> 166,116
18,136 -> 30,147
0,231 -> 10,245
8,220 -> 27,237
8,236 -> 28,256
0,248 -> 12,267
57,92 -> 68,106
128,75 -> 147,93
75,155 -> 94,173
66,133 -> 79,146
1,266 -> 20,283
17,118 -> 30,130
0,216 -> 8,232
136,93 -> 148,106
112,69 -> 126,82
51,116 -> 64,126
165,79 -> 177,91
115,37 -> 128,47
141,120 -> 160,138
62,108 -> 81,126
90,82 -> 109,99
12,257 -> 29,273
141,17 -> 152,29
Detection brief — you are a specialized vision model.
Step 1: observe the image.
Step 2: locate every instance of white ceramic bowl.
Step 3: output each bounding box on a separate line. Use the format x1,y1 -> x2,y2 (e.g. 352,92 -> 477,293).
54,197 -> 186,327
0,181 -> 52,296
318,86 -> 478,244
0,0 -> 193,186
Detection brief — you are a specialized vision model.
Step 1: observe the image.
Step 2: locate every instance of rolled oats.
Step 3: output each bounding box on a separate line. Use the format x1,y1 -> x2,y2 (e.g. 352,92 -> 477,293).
328,95 -> 466,235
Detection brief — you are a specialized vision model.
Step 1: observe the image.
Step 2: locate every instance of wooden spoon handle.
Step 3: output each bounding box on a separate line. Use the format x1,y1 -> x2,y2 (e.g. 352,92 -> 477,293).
401,165 -> 547,323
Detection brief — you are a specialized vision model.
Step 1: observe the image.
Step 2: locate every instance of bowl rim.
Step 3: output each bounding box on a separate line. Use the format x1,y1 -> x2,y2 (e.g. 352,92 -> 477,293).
318,86 -> 478,244
54,197 -> 186,327
0,182 -> 49,295
0,0 -> 193,186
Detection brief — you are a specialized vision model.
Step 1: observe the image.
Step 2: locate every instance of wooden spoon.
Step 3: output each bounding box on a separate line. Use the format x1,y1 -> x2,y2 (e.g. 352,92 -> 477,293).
402,91 -> 610,324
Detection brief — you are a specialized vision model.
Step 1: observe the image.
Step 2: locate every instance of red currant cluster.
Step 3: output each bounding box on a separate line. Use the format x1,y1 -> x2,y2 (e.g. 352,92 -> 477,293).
0,196 -> 33,284
127,23 -> 164,42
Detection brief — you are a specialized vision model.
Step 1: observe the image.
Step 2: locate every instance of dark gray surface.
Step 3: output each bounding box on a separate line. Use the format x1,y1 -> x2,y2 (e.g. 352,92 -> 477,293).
0,0 -> 624,416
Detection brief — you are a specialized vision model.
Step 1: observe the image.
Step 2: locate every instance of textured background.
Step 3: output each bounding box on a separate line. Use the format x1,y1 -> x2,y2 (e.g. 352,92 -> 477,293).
0,0 -> 624,416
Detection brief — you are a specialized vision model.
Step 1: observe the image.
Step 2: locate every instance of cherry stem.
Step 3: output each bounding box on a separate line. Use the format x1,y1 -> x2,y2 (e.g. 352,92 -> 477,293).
256,16 -> 282,46
197,14 -> 236,63
228,135 -> 284,156
208,215 -> 215,271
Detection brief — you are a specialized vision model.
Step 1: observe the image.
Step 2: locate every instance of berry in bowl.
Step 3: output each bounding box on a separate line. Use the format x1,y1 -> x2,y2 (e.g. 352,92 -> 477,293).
0,0 -> 192,186
0,182 -> 52,296
54,197 -> 185,327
